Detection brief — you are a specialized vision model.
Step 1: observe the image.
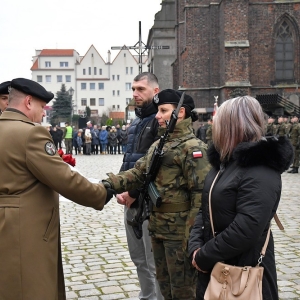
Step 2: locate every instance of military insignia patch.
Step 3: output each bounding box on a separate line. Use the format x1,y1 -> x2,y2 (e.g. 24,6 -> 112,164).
45,142 -> 56,156
153,94 -> 159,104
193,151 -> 203,158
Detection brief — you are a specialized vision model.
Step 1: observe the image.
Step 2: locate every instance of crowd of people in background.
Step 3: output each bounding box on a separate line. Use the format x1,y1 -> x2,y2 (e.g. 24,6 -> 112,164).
47,121 -> 129,156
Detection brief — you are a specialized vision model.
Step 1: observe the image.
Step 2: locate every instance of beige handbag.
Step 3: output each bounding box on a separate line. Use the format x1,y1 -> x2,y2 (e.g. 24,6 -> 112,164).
204,171 -> 271,300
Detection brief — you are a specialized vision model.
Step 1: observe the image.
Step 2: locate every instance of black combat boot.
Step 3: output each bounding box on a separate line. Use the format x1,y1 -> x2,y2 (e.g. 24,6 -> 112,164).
288,167 -> 299,173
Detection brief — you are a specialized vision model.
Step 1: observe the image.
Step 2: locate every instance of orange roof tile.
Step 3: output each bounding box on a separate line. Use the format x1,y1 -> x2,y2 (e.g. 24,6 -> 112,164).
40,49 -> 74,56
30,59 -> 39,70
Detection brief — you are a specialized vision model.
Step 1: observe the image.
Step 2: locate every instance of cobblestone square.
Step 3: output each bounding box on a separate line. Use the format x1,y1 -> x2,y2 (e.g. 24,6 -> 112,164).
60,154 -> 300,299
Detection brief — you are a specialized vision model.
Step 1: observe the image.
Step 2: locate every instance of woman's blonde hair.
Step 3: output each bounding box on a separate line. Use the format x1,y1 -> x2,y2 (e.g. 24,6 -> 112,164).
212,96 -> 265,161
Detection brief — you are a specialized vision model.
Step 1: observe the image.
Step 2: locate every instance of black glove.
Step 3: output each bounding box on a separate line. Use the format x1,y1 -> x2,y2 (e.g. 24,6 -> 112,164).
102,180 -> 116,204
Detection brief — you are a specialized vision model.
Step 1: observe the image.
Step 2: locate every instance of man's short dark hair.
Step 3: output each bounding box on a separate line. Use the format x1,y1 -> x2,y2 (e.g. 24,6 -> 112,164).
133,72 -> 158,85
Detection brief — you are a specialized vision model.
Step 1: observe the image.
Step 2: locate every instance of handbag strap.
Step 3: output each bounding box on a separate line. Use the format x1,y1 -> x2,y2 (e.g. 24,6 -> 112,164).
208,170 -> 271,264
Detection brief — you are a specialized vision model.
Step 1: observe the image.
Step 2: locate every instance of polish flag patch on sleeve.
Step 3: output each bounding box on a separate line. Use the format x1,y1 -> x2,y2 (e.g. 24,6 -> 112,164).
193,151 -> 203,158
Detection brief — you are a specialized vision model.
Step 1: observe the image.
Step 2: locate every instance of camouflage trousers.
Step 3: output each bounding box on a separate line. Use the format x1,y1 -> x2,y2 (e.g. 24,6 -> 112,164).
291,145 -> 300,167
151,237 -> 196,300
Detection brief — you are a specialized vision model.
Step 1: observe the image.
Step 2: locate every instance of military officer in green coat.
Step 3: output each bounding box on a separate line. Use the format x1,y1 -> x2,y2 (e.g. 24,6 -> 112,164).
287,114 -> 300,173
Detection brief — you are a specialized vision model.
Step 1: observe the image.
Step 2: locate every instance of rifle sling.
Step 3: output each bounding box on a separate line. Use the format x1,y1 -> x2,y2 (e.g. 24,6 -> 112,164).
152,202 -> 191,213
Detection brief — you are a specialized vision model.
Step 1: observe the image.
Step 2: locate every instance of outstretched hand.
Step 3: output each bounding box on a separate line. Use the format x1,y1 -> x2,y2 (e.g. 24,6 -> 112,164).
116,192 -> 136,208
102,180 -> 116,204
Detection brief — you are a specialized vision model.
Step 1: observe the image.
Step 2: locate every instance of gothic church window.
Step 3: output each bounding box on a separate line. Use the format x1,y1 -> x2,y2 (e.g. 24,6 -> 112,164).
275,21 -> 294,81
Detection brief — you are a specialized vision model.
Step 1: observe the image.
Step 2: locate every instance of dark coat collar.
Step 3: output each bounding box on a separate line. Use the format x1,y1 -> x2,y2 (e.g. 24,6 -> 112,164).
135,102 -> 157,119
207,136 -> 293,173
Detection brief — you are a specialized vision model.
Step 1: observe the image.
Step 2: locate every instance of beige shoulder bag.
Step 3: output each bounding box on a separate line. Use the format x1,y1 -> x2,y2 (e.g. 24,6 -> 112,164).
204,171 -> 271,300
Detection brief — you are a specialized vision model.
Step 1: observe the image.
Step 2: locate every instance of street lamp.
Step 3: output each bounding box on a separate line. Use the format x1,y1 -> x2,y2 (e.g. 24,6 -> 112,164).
68,87 -> 75,125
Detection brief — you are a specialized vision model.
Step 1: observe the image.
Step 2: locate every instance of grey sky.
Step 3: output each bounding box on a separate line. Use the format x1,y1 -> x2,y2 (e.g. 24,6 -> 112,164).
0,0 -> 161,83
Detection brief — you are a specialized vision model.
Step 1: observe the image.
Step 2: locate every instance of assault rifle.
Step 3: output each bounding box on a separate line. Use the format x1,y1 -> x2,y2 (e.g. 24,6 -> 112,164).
128,92 -> 186,239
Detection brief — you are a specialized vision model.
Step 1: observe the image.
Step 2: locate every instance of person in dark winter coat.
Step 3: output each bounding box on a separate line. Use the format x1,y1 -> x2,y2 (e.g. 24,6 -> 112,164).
108,127 -> 118,154
188,96 -> 293,300
119,125 -> 128,154
99,126 -> 108,154
50,126 -> 61,149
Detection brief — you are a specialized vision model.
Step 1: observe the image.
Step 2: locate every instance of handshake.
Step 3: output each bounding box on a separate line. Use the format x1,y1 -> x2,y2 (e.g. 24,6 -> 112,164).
102,180 -> 116,204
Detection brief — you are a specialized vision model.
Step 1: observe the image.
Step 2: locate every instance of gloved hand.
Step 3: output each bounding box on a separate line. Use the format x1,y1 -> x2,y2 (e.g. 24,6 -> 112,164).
102,180 -> 116,204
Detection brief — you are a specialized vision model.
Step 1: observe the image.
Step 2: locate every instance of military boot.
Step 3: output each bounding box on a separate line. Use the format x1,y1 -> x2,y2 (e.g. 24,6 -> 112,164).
288,167 -> 299,173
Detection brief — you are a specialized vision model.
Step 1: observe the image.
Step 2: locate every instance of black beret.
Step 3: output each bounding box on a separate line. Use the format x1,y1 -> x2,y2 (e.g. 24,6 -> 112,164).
153,89 -> 195,111
0,81 -> 11,94
11,78 -> 54,103
292,113 -> 300,118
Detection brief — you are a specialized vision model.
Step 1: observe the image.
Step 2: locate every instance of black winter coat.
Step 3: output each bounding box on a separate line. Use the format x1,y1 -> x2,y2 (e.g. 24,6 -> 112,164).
188,136 -> 293,300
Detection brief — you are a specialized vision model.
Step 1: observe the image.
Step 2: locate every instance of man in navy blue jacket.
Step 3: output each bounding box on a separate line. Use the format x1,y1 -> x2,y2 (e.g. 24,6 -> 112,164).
117,72 -> 163,300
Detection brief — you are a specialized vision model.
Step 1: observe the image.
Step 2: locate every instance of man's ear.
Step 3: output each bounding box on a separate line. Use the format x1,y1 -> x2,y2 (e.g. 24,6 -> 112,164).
24,95 -> 33,109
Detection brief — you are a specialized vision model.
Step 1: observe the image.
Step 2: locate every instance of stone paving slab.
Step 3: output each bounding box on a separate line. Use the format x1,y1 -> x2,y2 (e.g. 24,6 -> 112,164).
60,154 -> 300,299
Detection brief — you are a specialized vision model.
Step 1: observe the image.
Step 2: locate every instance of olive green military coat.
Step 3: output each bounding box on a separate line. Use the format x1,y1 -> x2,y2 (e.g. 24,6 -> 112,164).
106,117 -> 211,251
0,110 -> 107,300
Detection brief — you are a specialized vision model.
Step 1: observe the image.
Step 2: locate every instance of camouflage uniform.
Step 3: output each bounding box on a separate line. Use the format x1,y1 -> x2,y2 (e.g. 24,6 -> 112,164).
205,124 -> 213,146
289,121 -> 300,168
277,122 -> 287,137
105,117 -> 211,300
266,120 -> 278,136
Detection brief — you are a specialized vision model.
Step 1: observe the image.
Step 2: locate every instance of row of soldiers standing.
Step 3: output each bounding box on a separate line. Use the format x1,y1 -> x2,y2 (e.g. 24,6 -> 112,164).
266,114 -> 300,173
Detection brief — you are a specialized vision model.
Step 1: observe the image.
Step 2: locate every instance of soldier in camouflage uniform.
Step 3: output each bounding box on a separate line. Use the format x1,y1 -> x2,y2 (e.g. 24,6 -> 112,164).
276,116 -> 287,137
266,116 -> 277,136
205,119 -> 213,146
103,89 -> 211,300
284,115 -> 292,136
287,114 -> 300,174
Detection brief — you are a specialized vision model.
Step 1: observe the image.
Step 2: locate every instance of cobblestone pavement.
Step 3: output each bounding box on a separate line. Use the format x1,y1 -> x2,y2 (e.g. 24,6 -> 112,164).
60,154 -> 300,300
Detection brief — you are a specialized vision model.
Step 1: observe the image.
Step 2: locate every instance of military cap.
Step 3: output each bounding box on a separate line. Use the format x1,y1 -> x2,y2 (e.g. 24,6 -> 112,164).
11,78 -> 54,103
292,113 -> 300,118
153,89 -> 195,111
0,81 -> 11,94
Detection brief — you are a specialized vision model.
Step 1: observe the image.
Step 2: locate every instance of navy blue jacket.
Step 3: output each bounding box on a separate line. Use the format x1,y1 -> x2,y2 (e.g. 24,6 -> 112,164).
120,102 -> 159,199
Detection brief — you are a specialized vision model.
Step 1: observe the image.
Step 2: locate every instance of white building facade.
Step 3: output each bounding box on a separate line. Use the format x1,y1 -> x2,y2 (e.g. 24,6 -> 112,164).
31,46 -> 147,122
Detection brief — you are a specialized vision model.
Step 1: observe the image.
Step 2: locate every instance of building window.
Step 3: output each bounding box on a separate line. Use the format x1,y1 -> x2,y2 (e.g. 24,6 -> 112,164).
57,75 -> 62,82
130,67 -> 133,74
124,53 -> 126,57
65,75 -> 71,82
45,61 -> 51,67
81,98 -> 87,106
91,53 -> 94,57
46,75 -> 51,83
94,67 -> 97,75
81,83 -> 86,90
113,90 -> 115,96
126,67 -> 128,74
99,83 -> 104,90
60,62 -> 68,67
90,98 -> 96,106
112,75 -> 115,80
125,83 -> 131,90
112,105 -> 116,109
83,69 -> 86,75
90,83 -> 95,90
117,75 -> 120,81
117,105 -> 120,109
275,20 -> 294,81
99,68 -> 102,75
117,90 -> 120,96
88,67 -> 91,75
37,75 -> 42,82
126,98 -> 131,105
99,98 -> 104,106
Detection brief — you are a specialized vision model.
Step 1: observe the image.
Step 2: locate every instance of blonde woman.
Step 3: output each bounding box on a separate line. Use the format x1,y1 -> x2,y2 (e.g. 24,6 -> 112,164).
189,96 -> 293,300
